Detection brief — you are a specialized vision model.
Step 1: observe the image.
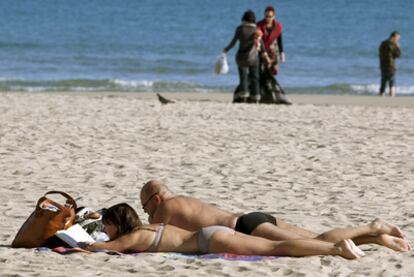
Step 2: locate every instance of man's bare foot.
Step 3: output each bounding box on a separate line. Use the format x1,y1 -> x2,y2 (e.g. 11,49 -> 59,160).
377,234 -> 411,252
335,239 -> 364,259
370,219 -> 405,238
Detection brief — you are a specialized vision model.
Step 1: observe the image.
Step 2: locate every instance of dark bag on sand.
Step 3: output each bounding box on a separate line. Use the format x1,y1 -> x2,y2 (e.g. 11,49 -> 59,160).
236,46 -> 258,67
12,191 -> 77,248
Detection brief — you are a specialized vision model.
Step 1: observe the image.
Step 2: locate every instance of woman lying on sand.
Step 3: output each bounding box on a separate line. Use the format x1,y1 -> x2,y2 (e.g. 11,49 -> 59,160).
82,203 -> 409,259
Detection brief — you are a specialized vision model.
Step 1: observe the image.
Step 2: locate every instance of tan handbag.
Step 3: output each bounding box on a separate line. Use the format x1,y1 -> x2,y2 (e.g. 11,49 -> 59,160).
12,191 -> 77,248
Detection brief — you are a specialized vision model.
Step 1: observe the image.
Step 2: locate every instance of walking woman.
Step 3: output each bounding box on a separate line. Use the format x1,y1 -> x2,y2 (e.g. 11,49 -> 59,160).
223,10 -> 261,103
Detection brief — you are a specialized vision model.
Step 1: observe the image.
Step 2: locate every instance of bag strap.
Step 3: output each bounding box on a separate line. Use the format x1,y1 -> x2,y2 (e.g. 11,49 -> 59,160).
42,191 -> 77,210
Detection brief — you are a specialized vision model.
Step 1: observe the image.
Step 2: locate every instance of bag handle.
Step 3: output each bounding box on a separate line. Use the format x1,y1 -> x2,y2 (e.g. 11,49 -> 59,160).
40,191 -> 77,210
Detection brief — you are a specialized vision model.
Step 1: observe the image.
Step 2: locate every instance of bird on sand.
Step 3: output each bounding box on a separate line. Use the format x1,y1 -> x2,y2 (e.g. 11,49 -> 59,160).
157,93 -> 175,104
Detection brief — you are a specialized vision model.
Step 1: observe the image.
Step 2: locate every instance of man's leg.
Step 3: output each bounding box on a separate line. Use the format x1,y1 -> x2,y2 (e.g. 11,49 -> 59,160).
254,218 -> 405,242
314,219 -> 410,251
389,71 -> 396,97
251,218 -> 318,241
379,71 -> 387,96
352,234 -> 410,251
315,218 -> 403,242
251,222 -> 309,240
252,218 -> 409,251
276,219 -> 319,238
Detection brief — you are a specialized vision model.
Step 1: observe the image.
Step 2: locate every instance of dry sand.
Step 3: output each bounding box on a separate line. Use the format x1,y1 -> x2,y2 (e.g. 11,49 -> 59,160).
0,92 -> 413,276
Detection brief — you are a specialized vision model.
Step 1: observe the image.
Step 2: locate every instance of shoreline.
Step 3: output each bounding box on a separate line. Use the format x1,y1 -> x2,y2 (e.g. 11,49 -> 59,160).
2,91 -> 414,107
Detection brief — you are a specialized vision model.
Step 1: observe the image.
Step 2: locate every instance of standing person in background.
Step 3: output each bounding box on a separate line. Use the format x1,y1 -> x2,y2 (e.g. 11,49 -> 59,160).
257,6 -> 285,76
257,5 -> 291,104
379,31 -> 401,97
224,10 -> 261,103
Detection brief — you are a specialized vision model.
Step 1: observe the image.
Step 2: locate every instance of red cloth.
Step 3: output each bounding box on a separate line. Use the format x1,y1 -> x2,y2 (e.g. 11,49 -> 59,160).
257,19 -> 282,50
257,19 -> 282,75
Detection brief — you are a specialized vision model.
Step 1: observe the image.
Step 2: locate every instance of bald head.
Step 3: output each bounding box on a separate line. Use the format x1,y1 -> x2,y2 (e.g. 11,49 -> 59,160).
140,179 -> 173,201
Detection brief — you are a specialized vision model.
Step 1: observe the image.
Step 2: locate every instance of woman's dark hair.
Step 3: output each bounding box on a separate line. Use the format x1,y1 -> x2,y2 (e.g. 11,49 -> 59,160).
102,203 -> 142,236
265,6 -> 275,14
242,10 -> 256,23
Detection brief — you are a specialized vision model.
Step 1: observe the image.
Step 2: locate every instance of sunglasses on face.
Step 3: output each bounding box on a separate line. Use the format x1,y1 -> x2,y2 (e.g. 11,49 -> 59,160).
142,192 -> 158,209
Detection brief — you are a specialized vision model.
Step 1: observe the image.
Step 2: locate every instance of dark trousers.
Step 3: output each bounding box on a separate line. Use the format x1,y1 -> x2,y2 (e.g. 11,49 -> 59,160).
237,63 -> 260,101
380,70 -> 395,93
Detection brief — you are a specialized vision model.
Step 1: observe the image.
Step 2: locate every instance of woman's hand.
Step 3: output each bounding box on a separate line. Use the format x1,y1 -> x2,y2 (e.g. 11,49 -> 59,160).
280,52 -> 286,63
78,241 -> 94,251
266,57 -> 273,66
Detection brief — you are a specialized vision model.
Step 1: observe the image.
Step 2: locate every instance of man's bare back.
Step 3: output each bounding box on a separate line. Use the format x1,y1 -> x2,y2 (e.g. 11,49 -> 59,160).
151,196 -> 239,231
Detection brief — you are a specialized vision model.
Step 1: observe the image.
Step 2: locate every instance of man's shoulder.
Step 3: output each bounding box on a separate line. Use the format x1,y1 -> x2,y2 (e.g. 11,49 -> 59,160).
380,39 -> 391,47
162,196 -> 212,213
156,196 -> 202,219
379,40 -> 390,52
164,195 -> 202,206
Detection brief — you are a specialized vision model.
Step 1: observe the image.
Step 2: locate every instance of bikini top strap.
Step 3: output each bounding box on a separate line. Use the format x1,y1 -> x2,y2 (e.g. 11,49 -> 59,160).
146,223 -> 165,252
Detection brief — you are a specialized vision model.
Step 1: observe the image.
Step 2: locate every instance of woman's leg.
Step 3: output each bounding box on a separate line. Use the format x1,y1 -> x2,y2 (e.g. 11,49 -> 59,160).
209,232 -> 363,259
248,63 -> 260,102
237,66 -> 249,100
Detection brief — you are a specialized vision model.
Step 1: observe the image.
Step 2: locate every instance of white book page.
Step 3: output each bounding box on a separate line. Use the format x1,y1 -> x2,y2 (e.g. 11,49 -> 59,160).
56,224 -> 95,248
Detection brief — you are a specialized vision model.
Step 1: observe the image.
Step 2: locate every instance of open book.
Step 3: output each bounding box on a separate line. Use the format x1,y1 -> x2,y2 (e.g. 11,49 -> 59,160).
55,224 -> 95,248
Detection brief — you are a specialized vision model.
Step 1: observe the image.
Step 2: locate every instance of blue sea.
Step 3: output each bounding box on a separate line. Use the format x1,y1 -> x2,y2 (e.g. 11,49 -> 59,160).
0,0 -> 413,95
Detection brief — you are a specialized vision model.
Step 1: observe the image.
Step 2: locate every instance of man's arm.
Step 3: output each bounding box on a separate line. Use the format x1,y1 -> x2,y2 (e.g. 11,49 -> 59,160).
393,43 -> 401,58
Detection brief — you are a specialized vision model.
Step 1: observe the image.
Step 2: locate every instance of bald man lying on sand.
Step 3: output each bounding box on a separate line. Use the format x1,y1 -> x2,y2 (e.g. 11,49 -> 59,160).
139,180 -> 411,252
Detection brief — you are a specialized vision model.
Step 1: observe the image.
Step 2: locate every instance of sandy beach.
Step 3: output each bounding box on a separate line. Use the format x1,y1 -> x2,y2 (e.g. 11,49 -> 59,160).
0,92 -> 413,276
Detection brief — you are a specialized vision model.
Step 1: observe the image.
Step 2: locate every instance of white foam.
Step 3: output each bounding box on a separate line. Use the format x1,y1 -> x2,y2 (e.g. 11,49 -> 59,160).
351,84 -> 414,95
12,86 -> 45,92
112,79 -> 154,88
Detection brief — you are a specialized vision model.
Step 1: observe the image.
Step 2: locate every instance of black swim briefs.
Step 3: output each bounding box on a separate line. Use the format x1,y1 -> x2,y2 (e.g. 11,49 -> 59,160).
234,212 -> 277,235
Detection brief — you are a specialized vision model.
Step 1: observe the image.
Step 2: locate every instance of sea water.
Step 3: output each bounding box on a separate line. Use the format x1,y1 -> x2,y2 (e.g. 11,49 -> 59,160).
0,0 -> 412,95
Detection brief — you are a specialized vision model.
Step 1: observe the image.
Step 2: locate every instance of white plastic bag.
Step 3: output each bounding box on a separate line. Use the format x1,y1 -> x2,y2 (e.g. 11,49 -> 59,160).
214,53 -> 229,75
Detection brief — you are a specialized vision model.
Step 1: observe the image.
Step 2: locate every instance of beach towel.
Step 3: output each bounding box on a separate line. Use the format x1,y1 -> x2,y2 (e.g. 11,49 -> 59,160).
36,247 -> 278,261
